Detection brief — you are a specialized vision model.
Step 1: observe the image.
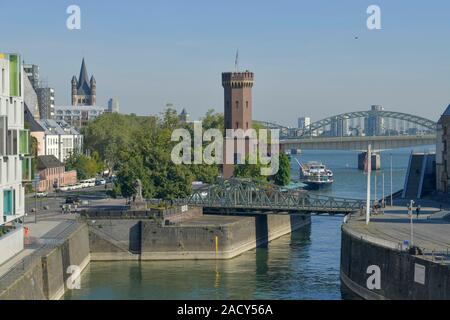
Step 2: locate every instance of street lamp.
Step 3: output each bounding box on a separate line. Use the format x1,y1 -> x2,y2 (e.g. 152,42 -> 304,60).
366,144 -> 372,225
390,153 -> 393,207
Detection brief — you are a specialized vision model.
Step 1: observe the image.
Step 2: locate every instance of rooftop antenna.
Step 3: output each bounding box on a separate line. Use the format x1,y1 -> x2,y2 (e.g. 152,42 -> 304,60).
235,49 -> 239,72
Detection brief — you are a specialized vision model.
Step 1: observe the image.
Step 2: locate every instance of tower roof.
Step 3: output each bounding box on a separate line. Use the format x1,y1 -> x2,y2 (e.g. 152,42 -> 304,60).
76,58 -> 91,95
443,104 -> 450,116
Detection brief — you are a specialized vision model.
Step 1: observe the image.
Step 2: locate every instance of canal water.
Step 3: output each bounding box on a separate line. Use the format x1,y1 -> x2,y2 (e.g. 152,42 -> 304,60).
65,147 -> 433,300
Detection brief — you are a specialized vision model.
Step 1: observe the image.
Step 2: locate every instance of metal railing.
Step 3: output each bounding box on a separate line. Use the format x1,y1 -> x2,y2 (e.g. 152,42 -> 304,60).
170,179 -> 364,214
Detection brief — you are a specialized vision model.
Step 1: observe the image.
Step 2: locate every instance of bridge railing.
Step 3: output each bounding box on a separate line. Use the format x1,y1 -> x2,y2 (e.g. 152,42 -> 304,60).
169,180 -> 364,213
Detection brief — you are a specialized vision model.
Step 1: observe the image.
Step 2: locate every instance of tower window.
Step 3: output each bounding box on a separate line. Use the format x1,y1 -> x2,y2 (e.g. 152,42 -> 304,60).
246,101 -> 249,109
236,122 -> 239,128
235,101 -> 239,110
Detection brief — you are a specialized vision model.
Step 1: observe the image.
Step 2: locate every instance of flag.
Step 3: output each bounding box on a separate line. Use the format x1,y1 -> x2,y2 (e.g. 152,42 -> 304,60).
235,50 -> 239,71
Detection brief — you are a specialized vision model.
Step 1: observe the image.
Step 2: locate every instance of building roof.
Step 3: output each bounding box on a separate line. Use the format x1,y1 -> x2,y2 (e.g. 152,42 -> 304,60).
443,104 -> 450,116
55,105 -> 105,111
24,104 -> 45,132
37,119 -> 81,135
36,155 -> 64,170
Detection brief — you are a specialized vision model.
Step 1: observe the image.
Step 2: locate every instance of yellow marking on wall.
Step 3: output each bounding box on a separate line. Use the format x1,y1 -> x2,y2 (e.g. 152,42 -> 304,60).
215,236 -> 219,256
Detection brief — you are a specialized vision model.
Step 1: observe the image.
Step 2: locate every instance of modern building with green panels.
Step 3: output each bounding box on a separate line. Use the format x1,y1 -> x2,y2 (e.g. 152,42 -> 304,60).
0,53 -> 30,265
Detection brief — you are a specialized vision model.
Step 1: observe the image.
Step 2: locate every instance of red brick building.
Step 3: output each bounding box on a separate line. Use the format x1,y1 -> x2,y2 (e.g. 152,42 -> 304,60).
222,71 -> 254,178
36,155 -> 77,192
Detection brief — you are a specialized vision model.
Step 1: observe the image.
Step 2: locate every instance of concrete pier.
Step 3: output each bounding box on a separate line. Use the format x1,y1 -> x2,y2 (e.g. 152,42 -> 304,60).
88,211 -> 311,261
340,205 -> 450,299
357,152 -> 381,171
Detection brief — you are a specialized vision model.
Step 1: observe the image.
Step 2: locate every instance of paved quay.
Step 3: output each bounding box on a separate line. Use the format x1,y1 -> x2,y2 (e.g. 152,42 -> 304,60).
346,203 -> 450,254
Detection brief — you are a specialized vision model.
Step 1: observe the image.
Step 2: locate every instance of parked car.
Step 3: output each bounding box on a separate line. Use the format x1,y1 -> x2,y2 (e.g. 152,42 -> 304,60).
65,196 -> 81,205
35,192 -> 48,198
95,178 -> 106,186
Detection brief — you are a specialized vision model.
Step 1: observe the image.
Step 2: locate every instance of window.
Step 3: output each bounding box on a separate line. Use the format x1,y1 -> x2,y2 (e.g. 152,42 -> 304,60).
235,101 -> 239,110
1,68 -> 4,94
13,100 -> 17,124
246,122 -> 249,129
246,101 -> 249,109
3,189 -> 13,216
236,122 -> 239,128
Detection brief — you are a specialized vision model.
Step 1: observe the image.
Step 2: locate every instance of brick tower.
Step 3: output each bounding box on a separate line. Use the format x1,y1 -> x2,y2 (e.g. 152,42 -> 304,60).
222,71 -> 254,179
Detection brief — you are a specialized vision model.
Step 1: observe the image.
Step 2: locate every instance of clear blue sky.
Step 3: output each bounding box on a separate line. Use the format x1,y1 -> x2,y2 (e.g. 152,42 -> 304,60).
2,0 -> 450,125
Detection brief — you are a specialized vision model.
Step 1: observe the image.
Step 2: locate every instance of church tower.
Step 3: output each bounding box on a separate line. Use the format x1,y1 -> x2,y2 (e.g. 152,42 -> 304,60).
71,58 -> 96,106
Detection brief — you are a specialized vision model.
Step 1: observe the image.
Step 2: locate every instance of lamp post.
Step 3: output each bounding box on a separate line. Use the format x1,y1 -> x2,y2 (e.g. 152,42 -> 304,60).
366,144 -> 372,225
409,199 -> 415,246
33,174 -> 40,224
390,153 -> 393,207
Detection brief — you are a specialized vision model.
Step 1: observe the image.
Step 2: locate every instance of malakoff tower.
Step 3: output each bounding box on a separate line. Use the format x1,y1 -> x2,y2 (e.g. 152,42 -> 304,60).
222,70 -> 254,179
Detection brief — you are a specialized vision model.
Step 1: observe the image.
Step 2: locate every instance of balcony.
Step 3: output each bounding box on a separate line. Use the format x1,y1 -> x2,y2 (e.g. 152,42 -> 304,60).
0,116 -> 6,156
21,156 -> 32,182
19,129 -> 29,155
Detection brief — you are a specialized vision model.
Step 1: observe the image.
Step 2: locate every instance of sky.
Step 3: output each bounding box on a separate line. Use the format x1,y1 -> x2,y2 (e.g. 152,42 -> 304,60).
2,0 -> 450,126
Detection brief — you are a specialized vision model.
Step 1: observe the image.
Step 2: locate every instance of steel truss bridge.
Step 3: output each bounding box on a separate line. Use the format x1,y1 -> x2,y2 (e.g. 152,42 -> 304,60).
172,179 -> 364,215
255,109 -> 437,151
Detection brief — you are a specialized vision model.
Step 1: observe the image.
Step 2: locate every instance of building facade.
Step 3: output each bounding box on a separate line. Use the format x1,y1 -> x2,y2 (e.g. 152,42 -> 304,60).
36,155 -> 77,192
23,72 -> 40,119
30,119 -> 83,162
222,71 -> 254,179
108,97 -> 120,113
23,63 -> 40,89
36,87 -> 55,119
54,105 -> 105,129
71,58 -> 96,106
365,105 -> 385,136
23,62 -> 55,120
436,104 -> 450,194
0,53 -> 30,265
298,117 -> 311,130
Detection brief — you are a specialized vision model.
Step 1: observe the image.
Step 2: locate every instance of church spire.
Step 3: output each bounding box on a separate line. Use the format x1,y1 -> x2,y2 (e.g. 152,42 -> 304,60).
78,58 -> 89,89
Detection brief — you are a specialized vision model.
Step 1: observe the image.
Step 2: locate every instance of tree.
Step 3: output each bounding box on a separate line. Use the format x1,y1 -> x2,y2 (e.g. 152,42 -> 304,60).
65,152 -> 103,180
273,153 -> 291,186
82,109 -> 223,200
234,156 -> 268,183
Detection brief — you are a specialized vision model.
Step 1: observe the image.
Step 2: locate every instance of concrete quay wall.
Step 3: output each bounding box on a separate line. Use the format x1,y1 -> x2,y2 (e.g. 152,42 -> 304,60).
90,214 -> 311,261
0,223 -> 90,300
340,224 -> 450,300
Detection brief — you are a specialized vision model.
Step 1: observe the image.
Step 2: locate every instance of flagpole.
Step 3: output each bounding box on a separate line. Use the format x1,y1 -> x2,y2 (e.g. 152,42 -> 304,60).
366,144 -> 372,225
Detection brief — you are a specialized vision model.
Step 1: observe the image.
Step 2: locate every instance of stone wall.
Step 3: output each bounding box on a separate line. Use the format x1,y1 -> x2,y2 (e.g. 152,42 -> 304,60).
89,213 -> 311,261
340,224 -> 450,300
0,223 -> 90,300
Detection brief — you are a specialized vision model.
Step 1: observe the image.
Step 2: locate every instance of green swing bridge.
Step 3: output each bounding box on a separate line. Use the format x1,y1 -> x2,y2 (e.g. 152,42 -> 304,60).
168,179 -> 364,216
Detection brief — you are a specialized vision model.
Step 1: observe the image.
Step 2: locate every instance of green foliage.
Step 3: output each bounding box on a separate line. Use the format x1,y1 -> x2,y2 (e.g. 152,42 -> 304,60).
83,108 -> 223,201
273,153 -> 291,186
234,156 -> 268,183
65,152 -> 103,180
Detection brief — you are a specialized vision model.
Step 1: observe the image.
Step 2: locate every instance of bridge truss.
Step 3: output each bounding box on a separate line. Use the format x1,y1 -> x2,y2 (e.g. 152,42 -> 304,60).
172,179 -> 364,215
256,110 -> 437,139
